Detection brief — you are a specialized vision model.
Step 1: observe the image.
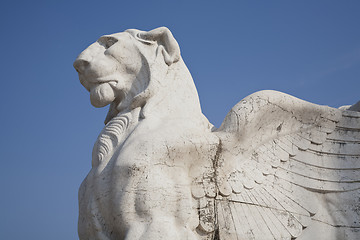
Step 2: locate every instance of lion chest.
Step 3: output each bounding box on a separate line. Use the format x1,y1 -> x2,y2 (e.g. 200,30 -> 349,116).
81,120 -> 219,235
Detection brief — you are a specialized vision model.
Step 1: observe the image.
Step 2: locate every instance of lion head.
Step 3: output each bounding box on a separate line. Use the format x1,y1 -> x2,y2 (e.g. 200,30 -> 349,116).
74,27 -> 204,124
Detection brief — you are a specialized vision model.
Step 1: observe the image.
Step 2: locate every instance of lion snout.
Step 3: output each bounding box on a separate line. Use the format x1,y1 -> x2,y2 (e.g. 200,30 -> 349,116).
73,58 -> 90,74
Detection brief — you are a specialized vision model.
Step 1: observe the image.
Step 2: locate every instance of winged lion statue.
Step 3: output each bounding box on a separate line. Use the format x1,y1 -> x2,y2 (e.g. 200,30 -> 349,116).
73,27 -> 360,240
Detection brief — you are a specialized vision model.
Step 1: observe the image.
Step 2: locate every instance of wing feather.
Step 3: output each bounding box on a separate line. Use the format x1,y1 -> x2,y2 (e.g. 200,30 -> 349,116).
246,189 -> 289,239
247,187 -> 303,238
217,200 -> 240,239
290,150 -> 360,169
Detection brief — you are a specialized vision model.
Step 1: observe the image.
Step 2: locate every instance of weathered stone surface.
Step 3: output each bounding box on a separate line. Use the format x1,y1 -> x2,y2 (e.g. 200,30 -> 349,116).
74,27 -> 360,240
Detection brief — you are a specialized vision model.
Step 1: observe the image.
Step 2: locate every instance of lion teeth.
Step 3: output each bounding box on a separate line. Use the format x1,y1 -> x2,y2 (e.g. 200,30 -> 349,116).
109,81 -> 117,87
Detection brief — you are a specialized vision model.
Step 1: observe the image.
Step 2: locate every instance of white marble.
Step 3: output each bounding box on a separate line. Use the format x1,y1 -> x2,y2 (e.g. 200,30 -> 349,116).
74,27 -> 360,240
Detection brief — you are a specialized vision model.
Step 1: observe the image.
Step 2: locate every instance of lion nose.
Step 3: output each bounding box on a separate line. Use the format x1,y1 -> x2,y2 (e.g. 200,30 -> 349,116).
73,58 -> 90,74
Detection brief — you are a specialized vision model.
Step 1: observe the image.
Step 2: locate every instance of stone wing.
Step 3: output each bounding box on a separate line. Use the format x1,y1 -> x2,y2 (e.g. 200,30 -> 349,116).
192,91 -> 360,239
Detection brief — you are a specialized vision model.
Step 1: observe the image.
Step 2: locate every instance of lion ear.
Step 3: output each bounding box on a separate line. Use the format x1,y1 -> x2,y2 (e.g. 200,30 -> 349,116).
137,27 -> 180,66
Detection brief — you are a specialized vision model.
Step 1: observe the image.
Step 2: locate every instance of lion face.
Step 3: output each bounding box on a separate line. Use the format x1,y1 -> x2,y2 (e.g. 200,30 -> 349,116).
74,27 -> 182,123
74,32 -> 147,108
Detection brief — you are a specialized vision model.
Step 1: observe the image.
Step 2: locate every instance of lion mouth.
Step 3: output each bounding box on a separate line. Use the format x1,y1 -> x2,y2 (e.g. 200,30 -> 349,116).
103,80 -> 118,87
80,77 -> 118,92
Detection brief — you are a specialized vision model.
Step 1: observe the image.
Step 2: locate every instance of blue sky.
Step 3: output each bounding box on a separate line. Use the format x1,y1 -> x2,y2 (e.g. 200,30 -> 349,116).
1,1 -> 359,239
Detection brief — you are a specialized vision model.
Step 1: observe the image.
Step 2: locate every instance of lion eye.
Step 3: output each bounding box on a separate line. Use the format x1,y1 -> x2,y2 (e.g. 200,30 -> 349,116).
98,36 -> 118,49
